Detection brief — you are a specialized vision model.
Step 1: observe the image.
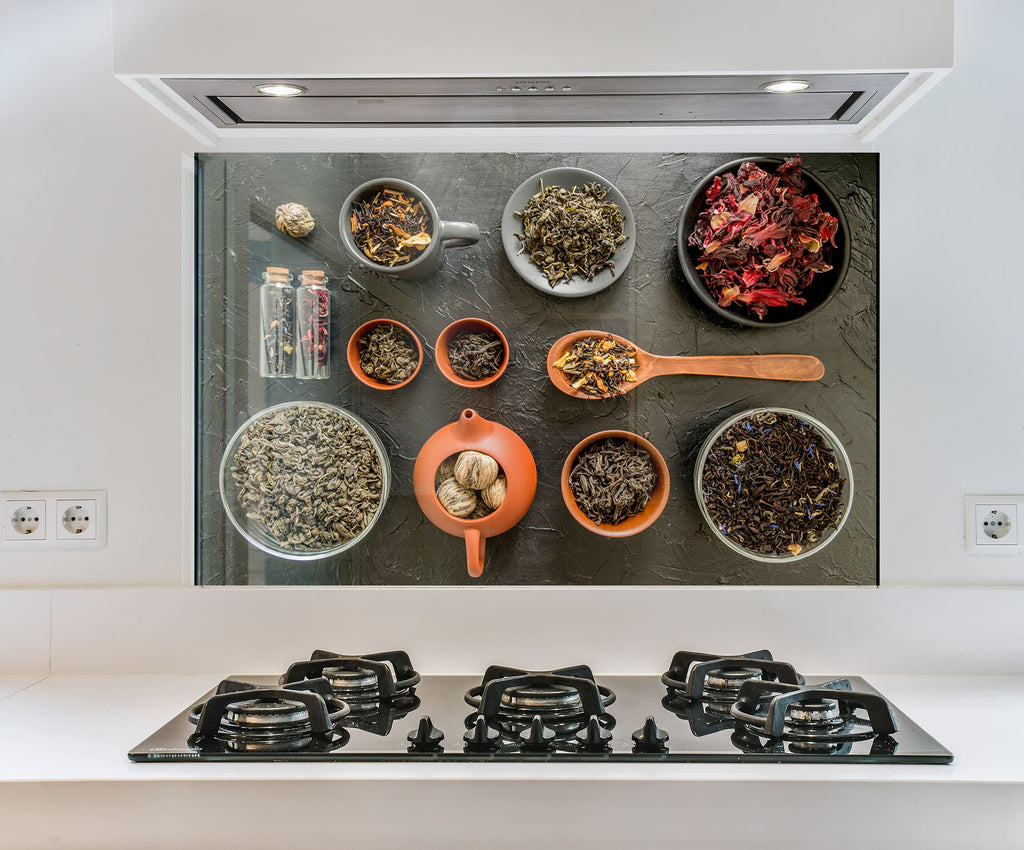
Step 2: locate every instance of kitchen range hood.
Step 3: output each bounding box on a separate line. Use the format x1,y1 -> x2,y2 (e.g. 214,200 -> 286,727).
161,74 -> 907,130
113,0 -> 953,144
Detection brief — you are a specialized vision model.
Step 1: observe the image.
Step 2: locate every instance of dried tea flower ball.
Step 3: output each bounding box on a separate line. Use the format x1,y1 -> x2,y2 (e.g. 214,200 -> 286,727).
436,477 -> 477,518
480,474 -> 507,511
434,455 -> 458,487
275,203 -> 316,238
454,451 -> 500,491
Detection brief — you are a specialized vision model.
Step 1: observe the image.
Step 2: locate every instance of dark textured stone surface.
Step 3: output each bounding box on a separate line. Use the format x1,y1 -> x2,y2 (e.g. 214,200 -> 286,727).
196,152 -> 878,586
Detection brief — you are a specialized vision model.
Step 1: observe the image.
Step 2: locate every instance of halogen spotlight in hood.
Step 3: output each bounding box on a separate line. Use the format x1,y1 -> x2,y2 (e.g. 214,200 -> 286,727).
760,80 -> 813,93
255,83 -> 307,97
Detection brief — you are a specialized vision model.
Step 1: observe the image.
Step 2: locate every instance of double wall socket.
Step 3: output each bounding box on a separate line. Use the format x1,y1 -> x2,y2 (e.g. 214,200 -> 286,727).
2,490 -> 107,549
964,495 -> 1024,556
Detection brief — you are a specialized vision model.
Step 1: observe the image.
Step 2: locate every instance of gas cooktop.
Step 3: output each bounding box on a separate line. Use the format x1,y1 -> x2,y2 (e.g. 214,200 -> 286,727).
128,649 -> 953,764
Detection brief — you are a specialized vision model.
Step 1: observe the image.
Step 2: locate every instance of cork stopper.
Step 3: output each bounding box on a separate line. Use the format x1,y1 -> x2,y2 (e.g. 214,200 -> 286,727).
263,266 -> 291,284
299,269 -> 328,286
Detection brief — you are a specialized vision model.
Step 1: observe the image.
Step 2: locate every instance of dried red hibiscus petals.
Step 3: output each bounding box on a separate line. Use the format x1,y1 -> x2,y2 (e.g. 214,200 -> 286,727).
688,156 -> 839,320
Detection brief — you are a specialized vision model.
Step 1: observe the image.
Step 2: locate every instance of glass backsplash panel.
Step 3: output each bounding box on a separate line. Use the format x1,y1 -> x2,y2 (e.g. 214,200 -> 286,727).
196,152 -> 877,585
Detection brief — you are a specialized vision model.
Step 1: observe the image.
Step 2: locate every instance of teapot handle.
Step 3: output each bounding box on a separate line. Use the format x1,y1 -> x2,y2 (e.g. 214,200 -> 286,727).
465,527 -> 486,578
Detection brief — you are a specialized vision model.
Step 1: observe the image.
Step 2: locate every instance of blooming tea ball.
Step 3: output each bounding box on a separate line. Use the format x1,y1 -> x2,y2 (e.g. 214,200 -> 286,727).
454,451 -> 499,490
436,477 -> 477,518
480,474 -> 507,511
275,203 -> 315,238
434,455 -> 458,487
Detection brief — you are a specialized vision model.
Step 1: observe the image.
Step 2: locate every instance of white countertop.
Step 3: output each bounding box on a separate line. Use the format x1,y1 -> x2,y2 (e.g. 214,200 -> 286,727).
0,675 -> 47,703
0,673 -> 1021,848
0,673 -> 1020,783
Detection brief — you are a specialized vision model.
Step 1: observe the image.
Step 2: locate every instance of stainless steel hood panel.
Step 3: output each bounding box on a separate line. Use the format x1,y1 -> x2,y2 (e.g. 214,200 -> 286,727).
167,74 -> 902,129
114,0 -> 951,140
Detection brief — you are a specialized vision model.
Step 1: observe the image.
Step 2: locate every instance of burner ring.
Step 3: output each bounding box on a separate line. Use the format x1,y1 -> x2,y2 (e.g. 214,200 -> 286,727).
786,698 -> 841,726
465,683 -> 616,713
323,666 -> 380,693
501,683 -> 584,712
225,697 -> 310,728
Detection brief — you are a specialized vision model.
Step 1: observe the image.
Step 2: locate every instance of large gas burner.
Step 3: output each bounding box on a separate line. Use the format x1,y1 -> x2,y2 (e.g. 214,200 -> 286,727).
464,665 -> 616,743
280,650 -> 420,707
187,677 -> 350,753
662,649 -> 804,705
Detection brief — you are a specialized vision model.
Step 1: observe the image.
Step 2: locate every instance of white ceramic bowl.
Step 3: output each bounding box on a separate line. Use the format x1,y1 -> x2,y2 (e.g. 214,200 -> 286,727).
501,166 -> 636,298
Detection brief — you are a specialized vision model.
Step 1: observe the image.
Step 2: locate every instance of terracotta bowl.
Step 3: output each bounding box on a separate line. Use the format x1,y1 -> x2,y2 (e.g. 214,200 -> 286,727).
435,318 -> 509,388
561,430 -> 671,538
347,318 -> 424,390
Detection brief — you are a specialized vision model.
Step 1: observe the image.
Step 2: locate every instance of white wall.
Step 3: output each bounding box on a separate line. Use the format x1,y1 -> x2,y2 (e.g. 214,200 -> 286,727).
0,0 -> 1021,590
874,0 -> 1024,584
1,0 -> 195,586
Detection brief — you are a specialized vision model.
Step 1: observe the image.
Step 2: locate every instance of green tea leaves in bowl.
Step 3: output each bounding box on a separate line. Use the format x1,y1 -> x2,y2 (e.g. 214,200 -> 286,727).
515,181 -> 627,286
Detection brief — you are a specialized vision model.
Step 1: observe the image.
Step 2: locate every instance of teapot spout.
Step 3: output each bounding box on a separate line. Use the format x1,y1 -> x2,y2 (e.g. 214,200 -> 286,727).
453,408 -> 487,441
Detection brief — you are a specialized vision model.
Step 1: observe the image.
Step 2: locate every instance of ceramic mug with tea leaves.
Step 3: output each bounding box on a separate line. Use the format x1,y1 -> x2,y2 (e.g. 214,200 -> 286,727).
340,178 -> 480,280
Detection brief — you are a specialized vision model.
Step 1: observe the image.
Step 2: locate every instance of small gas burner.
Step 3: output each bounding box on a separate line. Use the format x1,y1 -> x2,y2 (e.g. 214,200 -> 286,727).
464,665 -> 616,741
187,677 -> 350,753
730,677 -> 898,747
661,649 -> 804,706
280,649 -> 421,709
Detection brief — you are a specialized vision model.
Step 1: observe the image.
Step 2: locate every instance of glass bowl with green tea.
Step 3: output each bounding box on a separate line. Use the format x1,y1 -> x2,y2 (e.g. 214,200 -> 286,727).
677,156 -> 850,327
695,408 -> 853,562
561,430 -> 670,538
347,318 -> 424,390
219,402 -> 391,560
500,167 -> 636,299
435,317 -> 509,388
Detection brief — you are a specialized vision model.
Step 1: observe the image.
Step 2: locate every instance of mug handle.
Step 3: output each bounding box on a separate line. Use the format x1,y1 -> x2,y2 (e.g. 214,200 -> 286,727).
465,527 -> 486,578
440,220 -> 480,248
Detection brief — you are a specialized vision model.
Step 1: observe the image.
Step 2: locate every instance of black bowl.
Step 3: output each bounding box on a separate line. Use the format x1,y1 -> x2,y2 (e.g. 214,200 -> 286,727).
676,157 -> 851,328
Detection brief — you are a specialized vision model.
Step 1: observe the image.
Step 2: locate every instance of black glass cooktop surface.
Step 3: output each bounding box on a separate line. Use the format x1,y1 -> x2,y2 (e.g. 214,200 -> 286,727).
129,673 -> 952,764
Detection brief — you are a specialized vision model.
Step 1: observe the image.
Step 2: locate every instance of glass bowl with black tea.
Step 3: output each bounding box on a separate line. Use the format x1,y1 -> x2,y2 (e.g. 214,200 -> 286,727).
694,408 -> 853,562
219,401 -> 391,560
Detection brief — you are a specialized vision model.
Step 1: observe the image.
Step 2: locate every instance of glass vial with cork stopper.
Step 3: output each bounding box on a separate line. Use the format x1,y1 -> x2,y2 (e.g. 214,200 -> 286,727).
258,266 -> 295,377
296,270 -> 330,379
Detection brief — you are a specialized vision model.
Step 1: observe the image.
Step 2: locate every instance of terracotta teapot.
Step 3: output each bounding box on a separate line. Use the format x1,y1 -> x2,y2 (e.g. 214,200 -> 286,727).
413,409 -> 537,578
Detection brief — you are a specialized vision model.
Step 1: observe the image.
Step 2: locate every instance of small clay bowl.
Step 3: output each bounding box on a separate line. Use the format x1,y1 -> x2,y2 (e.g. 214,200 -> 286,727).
561,430 -> 671,538
347,319 -> 424,390
435,318 -> 509,388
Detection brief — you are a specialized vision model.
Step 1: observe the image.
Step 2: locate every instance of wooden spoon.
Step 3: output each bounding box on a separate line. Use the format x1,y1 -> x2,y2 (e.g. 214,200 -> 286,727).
546,330 -> 825,399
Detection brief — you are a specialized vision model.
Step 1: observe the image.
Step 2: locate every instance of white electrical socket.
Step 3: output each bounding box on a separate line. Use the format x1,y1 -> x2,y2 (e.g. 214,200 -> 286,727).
0,490 -> 106,549
56,499 -> 98,540
964,495 -> 1024,556
5,500 -> 46,541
